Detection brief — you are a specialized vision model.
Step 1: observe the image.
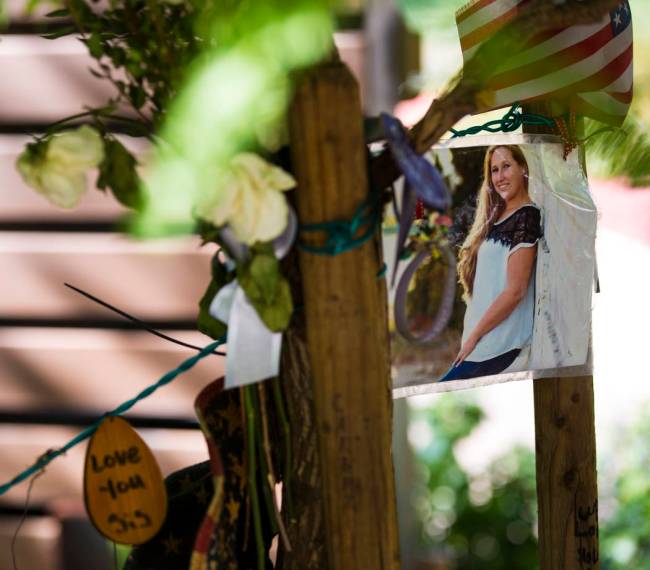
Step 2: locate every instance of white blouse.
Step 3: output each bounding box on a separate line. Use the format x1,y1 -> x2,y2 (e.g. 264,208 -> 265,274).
462,204 -> 542,362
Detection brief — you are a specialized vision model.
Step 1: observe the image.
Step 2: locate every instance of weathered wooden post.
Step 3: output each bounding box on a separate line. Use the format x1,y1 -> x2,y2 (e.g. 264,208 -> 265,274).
524,105 -> 600,570
287,58 -> 401,569
534,375 -> 599,569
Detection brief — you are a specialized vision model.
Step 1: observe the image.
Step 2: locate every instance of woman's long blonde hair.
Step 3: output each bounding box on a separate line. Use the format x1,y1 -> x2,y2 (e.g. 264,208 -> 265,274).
457,145 -> 529,300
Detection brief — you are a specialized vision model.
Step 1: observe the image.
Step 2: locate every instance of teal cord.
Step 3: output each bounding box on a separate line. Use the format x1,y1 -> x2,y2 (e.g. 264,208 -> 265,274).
298,189 -> 382,256
451,103 -> 555,138
0,337 -> 226,497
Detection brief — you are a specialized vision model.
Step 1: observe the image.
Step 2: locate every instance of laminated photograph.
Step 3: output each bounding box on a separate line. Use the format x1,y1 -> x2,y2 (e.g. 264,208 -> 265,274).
389,134 -> 597,397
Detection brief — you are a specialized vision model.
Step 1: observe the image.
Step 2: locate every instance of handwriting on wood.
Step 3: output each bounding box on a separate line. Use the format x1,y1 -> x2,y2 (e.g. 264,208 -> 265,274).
575,497 -> 599,568
84,416 -> 167,544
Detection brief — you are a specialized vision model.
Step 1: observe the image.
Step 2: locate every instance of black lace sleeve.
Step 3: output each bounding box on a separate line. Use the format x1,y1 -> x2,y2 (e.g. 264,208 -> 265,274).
487,205 -> 542,250
510,205 -> 542,249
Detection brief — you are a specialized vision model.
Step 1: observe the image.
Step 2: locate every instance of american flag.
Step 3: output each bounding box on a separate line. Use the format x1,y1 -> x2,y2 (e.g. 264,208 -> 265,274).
456,0 -> 633,125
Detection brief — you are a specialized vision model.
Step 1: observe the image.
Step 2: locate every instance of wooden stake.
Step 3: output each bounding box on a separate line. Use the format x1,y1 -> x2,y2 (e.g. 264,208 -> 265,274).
524,105 -> 600,570
534,376 -> 599,569
288,60 -> 401,570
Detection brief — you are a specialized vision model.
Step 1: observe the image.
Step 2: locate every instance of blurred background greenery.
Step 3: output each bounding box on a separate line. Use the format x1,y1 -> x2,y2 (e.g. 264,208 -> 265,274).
408,396 -> 538,569
407,395 -> 650,569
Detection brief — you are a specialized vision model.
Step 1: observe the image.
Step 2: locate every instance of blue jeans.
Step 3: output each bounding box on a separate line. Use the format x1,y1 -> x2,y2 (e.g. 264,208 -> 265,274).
439,348 -> 521,382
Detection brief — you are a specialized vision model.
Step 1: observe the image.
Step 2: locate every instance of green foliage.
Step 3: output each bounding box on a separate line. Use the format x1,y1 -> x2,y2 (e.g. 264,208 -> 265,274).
55,0 -> 204,121
107,542 -> 131,570
585,114 -> 650,186
19,139 -> 47,163
600,410 -> 650,569
237,252 -> 293,332
197,253 -> 234,340
410,396 -> 538,569
197,279 -> 226,339
98,138 -> 145,210
413,396 -> 650,569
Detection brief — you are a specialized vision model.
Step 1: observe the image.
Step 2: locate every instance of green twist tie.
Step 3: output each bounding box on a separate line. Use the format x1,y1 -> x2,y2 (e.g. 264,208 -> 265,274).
451,103 -> 555,138
299,190 -> 382,256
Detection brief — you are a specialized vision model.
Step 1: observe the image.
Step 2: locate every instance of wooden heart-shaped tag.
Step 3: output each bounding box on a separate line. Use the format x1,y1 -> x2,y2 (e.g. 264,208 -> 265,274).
84,416 -> 167,544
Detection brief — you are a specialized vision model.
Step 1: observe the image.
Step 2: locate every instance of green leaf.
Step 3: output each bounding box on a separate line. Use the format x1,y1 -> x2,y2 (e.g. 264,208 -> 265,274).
23,140 -> 47,161
88,67 -> 105,79
255,277 -> 293,332
197,279 -> 228,340
42,25 -> 76,39
197,220 -> 221,246
86,32 -> 103,59
196,254 -> 233,340
98,139 -> 145,210
210,253 -> 229,283
108,46 -> 126,66
249,254 -> 279,305
585,114 -> 650,186
238,253 -> 293,332
45,8 -> 70,18
126,61 -> 144,79
128,85 -> 147,109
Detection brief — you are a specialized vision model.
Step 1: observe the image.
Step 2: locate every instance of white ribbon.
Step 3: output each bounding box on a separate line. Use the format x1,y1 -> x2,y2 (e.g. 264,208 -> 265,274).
209,280 -> 282,390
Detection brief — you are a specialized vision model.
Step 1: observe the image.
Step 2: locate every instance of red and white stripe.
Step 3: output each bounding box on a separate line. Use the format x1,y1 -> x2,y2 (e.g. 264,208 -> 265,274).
456,0 -> 633,125
456,0 -> 529,60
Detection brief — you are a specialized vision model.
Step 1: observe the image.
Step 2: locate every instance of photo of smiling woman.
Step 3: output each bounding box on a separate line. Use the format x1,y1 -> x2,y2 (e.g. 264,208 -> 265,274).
440,145 -> 542,382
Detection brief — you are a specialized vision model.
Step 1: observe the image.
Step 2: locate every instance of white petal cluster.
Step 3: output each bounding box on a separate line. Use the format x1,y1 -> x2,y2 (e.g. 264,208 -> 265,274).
196,153 -> 296,245
16,126 -> 105,209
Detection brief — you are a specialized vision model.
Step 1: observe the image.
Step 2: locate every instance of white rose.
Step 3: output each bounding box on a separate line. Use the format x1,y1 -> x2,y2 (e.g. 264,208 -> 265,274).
47,125 -> 105,170
16,125 -> 105,209
196,152 -> 296,245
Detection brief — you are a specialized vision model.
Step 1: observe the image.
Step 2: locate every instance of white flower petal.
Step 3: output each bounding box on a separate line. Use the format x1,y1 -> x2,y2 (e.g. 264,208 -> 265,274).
231,152 -> 268,174
199,152 -> 294,244
233,153 -> 295,192
229,176 -> 263,244
195,170 -> 242,227
16,152 -> 44,192
47,125 -> 105,170
261,162 -> 295,192
249,188 -> 289,243
37,166 -> 87,208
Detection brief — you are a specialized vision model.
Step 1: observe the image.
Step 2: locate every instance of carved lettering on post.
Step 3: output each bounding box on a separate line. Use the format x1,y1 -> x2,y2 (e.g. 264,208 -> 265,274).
575,497 -> 599,568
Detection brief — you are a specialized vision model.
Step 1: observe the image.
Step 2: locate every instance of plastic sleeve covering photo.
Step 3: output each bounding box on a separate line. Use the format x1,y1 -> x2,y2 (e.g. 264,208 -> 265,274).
389,135 -> 597,396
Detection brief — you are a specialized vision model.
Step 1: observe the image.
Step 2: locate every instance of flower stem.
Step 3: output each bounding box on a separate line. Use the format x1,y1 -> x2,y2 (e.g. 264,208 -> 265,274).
271,376 -> 293,518
258,383 -> 292,551
244,386 -> 266,570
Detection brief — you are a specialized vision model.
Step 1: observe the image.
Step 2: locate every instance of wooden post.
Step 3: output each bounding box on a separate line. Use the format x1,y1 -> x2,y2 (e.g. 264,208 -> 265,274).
533,376 -> 599,569
288,59 -> 401,570
524,106 -> 600,570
